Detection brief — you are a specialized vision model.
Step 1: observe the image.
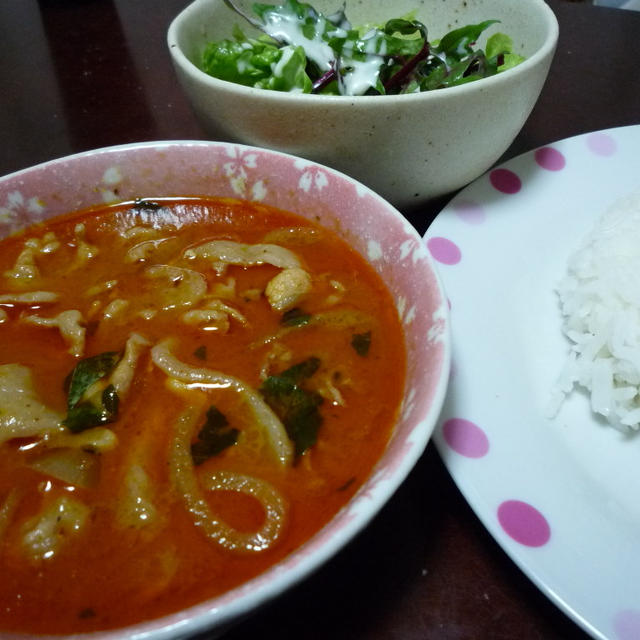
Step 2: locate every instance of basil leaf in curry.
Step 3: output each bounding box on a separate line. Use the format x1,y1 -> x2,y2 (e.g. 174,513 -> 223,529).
63,353 -> 121,433
351,330 -> 371,357
260,357 -> 323,457
193,345 -> 207,360
191,405 -> 239,465
281,307 -> 311,327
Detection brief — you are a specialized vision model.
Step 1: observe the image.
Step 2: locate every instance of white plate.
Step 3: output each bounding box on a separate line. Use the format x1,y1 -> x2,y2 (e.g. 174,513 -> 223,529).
424,125 -> 640,640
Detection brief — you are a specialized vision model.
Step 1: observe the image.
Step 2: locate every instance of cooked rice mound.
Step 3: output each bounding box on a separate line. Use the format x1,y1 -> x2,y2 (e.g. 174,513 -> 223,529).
550,191 -> 640,431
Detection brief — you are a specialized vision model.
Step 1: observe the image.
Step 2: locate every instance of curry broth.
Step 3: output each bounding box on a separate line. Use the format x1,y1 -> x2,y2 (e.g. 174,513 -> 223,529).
0,198 -> 405,633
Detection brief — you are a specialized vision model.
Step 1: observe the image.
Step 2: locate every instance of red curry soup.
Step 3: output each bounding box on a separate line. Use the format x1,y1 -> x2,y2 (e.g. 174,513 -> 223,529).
0,197 -> 405,633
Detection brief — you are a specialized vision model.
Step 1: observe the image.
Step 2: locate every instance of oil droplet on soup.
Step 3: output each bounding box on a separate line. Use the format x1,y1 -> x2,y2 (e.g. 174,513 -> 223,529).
0,197 -> 405,633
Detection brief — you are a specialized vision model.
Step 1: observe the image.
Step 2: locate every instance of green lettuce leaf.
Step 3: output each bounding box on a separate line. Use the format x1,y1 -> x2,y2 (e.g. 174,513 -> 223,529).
435,20 -> 499,57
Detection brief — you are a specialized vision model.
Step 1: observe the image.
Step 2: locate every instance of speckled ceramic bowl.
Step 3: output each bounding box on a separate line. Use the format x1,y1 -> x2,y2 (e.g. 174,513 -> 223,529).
167,0 -> 558,209
0,141 -> 450,639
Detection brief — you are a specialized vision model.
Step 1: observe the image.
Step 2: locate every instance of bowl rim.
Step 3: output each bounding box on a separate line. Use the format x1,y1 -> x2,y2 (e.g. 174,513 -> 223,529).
0,139 -> 452,640
167,0 -> 559,104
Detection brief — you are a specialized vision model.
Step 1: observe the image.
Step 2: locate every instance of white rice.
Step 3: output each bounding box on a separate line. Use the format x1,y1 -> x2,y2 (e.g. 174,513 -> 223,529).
549,190 -> 640,432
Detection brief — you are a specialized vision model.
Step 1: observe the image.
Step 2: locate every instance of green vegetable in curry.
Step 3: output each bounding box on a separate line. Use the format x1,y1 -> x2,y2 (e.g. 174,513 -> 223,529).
260,357 -> 324,457
191,406 -> 240,465
63,352 -> 121,433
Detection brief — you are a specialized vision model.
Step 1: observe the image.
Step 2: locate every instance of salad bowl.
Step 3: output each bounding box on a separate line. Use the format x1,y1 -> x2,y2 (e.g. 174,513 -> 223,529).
168,0 -> 558,208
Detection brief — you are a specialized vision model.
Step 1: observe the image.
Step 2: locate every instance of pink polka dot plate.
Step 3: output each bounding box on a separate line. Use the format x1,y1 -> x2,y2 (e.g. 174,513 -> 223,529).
425,125 -> 640,640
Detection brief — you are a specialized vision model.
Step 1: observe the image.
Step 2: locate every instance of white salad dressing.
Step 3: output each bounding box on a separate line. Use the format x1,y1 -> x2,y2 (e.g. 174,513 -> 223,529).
272,45 -> 296,75
262,13 -> 386,95
339,32 -> 387,96
339,55 -> 383,95
261,12 -> 339,72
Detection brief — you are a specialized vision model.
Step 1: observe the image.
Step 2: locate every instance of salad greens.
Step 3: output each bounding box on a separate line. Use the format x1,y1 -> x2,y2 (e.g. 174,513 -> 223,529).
200,0 -> 525,96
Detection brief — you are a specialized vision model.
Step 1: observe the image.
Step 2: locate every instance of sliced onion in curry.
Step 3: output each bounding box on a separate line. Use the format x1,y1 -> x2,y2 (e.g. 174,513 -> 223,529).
151,339 -> 294,466
27,448 -> 101,489
0,489 -> 21,542
170,406 -> 287,552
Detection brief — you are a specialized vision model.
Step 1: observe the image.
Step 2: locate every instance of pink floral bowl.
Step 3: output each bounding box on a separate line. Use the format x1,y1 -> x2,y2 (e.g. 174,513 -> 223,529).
0,141 -> 450,639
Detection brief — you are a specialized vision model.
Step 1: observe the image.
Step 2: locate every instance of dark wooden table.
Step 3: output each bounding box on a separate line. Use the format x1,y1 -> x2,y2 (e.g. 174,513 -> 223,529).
1,1 -> 639,638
